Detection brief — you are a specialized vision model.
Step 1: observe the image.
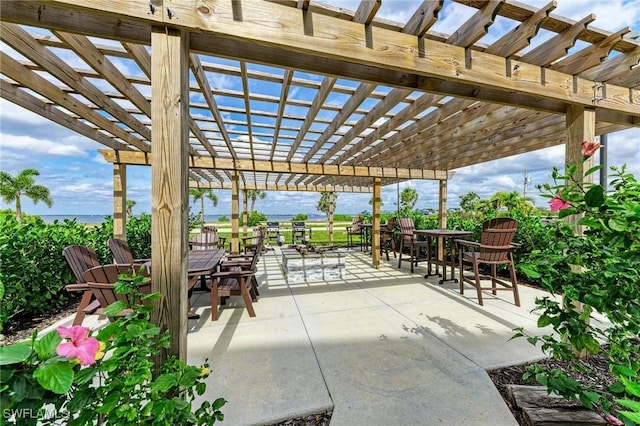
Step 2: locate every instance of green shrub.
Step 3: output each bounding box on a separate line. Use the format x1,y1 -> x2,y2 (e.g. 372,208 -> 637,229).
292,213 -> 307,221
515,162 -> 640,424
0,214 -> 92,328
333,214 -> 352,221
240,211 -> 267,227
217,215 -> 229,222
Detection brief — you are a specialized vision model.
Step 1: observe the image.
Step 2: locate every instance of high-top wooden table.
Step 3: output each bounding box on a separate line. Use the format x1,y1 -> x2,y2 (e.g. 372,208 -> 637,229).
414,229 -> 472,284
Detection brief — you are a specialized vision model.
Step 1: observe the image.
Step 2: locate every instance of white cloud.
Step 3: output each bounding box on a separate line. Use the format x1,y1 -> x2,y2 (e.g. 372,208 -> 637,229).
2,134 -> 89,157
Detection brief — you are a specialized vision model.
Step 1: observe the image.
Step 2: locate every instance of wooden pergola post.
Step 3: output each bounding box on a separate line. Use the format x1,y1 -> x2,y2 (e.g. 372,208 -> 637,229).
113,163 -> 126,241
231,172 -> 240,253
437,179 -> 448,266
242,190 -> 248,237
328,191 -> 335,245
438,179 -> 448,229
565,105 -> 596,359
566,105 -> 596,232
372,177 -> 381,268
150,26 -> 189,363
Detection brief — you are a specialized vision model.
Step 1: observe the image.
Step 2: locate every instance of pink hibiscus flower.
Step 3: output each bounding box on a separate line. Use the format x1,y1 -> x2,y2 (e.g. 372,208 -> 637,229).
549,191 -> 570,212
604,414 -> 624,426
56,325 -> 101,366
581,140 -> 601,157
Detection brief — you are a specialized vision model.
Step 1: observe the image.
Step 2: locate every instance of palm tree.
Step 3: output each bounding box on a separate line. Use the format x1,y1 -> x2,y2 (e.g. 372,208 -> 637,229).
316,191 -> 337,219
490,191 -> 535,213
246,190 -> 266,214
126,199 -> 136,218
189,188 -> 218,230
459,192 -> 481,212
0,168 -> 53,222
399,187 -> 418,211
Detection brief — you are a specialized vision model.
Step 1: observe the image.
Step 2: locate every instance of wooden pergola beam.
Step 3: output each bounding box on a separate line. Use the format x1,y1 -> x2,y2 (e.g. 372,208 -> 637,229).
15,1 -> 638,118
188,181 -> 373,193
98,149 -> 453,180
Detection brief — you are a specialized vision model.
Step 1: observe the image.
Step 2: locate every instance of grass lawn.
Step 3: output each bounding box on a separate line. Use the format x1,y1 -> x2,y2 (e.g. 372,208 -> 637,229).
199,220 -> 362,246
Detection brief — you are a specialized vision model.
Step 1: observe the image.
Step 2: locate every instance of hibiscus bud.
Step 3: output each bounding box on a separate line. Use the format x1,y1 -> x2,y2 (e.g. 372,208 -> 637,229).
581,140 -> 601,157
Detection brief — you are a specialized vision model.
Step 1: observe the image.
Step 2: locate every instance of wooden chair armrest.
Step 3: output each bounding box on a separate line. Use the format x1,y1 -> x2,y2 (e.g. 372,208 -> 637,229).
65,283 -> 90,292
210,270 -> 253,279
455,239 -> 480,248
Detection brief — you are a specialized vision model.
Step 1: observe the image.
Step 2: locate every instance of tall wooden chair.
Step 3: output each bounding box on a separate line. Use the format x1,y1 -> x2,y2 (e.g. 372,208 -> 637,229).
241,226 -> 265,254
380,217 -> 397,260
346,216 -> 364,250
455,218 -> 520,307
62,245 -> 101,325
210,249 -> 259,320
397,217 -> 429,273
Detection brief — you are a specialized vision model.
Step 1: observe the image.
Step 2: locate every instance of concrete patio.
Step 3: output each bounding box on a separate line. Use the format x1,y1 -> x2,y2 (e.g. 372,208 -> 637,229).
182,248 -> 552,426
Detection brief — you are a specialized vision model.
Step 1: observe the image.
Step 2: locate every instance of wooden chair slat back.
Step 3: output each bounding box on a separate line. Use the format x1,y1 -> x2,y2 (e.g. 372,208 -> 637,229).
398,217 -> 416,242
384,217 -> 397,232
62,245 -> 100,283
108,238 -> 135,264
190,232 -> 218,250
479,218 -> 518,262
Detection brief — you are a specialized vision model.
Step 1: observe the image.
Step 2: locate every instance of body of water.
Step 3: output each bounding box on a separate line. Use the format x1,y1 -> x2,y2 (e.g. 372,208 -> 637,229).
41,214 -> 327,224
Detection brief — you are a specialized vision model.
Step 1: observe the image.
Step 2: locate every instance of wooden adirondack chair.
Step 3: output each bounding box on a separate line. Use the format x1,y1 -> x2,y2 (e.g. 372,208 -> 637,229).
190,226 -> 226,250
397,217 -> 429,272
62,245 -> 101,325
107,238 -> 150,265
455,218 -> 521,307
82,264 -> 151,320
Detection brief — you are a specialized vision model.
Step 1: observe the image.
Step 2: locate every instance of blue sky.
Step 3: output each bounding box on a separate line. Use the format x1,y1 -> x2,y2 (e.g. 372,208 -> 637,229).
1,0 -> 639,217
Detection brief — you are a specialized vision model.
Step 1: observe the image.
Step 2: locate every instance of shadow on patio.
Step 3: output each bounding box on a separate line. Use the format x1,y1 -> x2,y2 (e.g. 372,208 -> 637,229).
185,248 -> 551,425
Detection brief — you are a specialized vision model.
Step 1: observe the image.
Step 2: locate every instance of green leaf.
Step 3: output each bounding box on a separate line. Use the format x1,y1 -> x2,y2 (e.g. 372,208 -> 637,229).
211,397 -> 226,410
617,398 -> 640,412
33,360 -> 74,394
608,217 -> 628,232
152,373 -> 179,393
537,314 -> 552,328
619,410 -> 640,423
579,391 -> 599,409
610,382 -> 626,393
103,300 -> 127,316
98,390 -> 121,414
35,330 -> 62,359
620,376 -> 640,398
518,264 -> 542,279
0,342 -> 32,365
584,185 -> 605,208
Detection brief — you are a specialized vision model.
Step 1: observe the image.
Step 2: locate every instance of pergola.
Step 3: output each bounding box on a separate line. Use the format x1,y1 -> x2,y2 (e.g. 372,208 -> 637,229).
2,0 -> 639,362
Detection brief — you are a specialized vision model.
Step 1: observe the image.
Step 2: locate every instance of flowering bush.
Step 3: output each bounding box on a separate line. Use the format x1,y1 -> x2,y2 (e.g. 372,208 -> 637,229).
0,271 -> 225,425
515,141 -> 640,425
